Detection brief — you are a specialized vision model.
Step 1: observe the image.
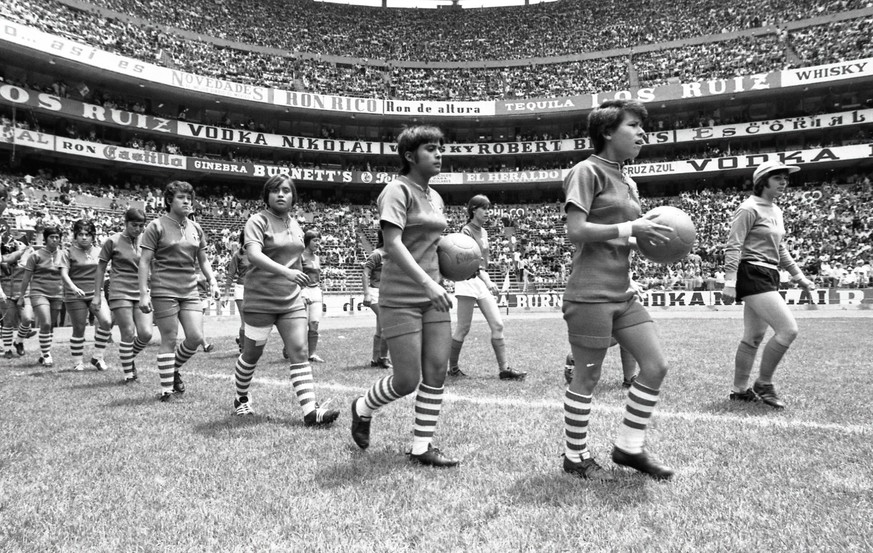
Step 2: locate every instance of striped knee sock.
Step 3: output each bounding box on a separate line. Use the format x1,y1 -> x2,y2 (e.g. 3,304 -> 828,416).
2,326 -> 13,351
234,356 -> 257,398
758,338 -> 790,384
491,337 -> 508,370
289,362 -> 316,416
132,336 -> 148,356
157,352 -> 175,394
119,340 -> 135,379
93,326 -> 112,359
70,335 -> 86,364
39,331 -> 53,357
411,383 -> 444,455
733,341 -> 758,392
16,322 -> 32,342
174,341 -> 198,370
615,380 -> 660,454
358,375 -> 404,418
564,389 -> 592,462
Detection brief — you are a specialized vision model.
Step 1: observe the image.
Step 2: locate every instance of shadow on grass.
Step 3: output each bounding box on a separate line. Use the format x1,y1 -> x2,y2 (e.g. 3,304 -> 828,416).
67,378 -> 131,390
191,412 -> 314,437
505,470 -> 653,507
313,447 -> 414,487
104,394 -> 164,407
698,399 -> 779,416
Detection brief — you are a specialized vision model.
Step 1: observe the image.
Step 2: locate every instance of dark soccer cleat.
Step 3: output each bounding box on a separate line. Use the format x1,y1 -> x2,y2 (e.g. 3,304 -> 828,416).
729,388 -> 760,402
622,375 -> 638,389
562,455 -> 615,481
173,371 -> 185,394
203,343 -> 215,353
408,444 -> 459,468
447,366 -> 467,377
612,447 -> 674,480
3,350 -> 13,359
564,353 -> 574,384
90,358 -> 109,371
304,399 -> 339,427
499,367 -> 527,381
308,354 -> 325,363
14,341 -> 24,356
350,397 -> 371,449
233,396 -> 254,416
753,381 -> 785,409
158,391 -> 180,403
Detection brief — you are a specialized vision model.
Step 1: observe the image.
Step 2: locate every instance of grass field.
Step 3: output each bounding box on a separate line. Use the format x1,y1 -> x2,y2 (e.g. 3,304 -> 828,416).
2,314 -> 872,552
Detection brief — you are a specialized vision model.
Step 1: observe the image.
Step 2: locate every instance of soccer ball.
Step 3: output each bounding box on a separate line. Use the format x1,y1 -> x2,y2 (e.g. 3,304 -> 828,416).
437,233 -> 482,281
636,206 -> 697,264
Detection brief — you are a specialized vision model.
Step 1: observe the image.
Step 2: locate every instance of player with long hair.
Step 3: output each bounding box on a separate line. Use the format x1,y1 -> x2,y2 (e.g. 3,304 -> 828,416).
93,207 -> 152,383
561,99 -> 675,480
350,125 -> 458,467
722,161 -> 815,409
361,229 -> 391,369
301,229 -> 325,363
59,219 -> 113,372
138,181 -> 218,402
19,226 -> 65,368
448,194 -> 526,381
230,174 -> 339,426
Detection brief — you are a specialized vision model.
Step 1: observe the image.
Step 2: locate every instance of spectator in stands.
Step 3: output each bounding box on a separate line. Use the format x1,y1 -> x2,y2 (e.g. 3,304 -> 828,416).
361,229 -> 391,369
19,226 -> 65,368
138,181 -> 218,402
59,219 -> 113,372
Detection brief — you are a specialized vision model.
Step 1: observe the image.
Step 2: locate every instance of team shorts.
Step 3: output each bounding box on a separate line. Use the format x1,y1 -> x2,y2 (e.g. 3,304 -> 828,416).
30,295 -> 63,310
301,285 -> 323,305
379,302 -> 452,339
243,302 -> 307,342
0,298 -> 17,316
453,276 -> 491,300
563,297 -> 652,349
736,261 -> 779,300
109,299 -> 139,311
234,283 -> 244,301
64,296 -> 96,312
365,286 -> 380,305
152,297 -> 202,320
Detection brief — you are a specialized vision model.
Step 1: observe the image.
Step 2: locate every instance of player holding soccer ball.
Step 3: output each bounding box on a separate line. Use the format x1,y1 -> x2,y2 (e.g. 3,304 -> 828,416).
722,161 -> 815,409
350,125 -> 458,467
448,194 -> 526,381
560,99 -> 675,481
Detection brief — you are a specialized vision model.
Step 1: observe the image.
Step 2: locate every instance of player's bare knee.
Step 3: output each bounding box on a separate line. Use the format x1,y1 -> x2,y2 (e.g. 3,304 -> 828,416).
776,325 -> 798,345
490,320 -> 504,335
743,334 -> 765,349
391,373 -> 419,396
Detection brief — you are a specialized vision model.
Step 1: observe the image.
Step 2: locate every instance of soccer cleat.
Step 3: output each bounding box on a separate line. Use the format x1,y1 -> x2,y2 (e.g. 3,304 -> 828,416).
350,397 -> 371,449
282,349 -> 289,360
122,375 -> 138,384
564,353 -> 574,384
233,396 -> 254,416
622,375 -> 638,389
26,329 -> 38,339
612,447 -> 674,480
752,381 -> 785,409
407,444 -> 460,468
203,343 -> 215,353
73,361 -> 86,372
158,391 -> 180,403
4,350 -> 13,359
90,358 -> 109,371
369,357 -> 392,369
447,366 -> 467,377
38,354 -> 53,367
173,372 -> 186,394
499,367 -> 527,381
308,354 -> 325,363
14,341 -> 24,356
562,455 -> 615,481
729,388 -> 760,402
304,399 -> 339,427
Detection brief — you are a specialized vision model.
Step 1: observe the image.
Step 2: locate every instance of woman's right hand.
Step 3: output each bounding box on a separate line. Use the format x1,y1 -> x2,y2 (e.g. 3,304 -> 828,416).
721,286 -> 736,303
362,294 -> 372,307
139,293 -> 153,313
632,214 -> 674,246
423,278 -> 453,312
286,269 -> 310,287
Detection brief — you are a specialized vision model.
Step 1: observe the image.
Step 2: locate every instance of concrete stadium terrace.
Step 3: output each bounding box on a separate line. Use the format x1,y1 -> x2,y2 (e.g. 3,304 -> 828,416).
316,0 -> 558,8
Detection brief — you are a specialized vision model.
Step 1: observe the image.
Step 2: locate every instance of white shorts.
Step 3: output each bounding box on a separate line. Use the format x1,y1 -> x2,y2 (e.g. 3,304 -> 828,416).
301,285 -> 323,305
366,287 -> 380,304
234,283 -> 244,301
453,276 -> 491,300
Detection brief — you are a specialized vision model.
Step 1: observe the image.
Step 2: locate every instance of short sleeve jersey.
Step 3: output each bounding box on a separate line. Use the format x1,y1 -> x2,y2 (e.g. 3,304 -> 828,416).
301,251 -> 321,288
363,249 -> 384,288
243,209 -> 305,313
59,245 -> 102,300
377,176 -> 447,307
140,215 -> 206,300
563,155 -> 641,303
99,232 -> 142,301
226,251 -> 251,286
461,222 -> 489,281
24,247 -> 64,298
9,249 -> 33,298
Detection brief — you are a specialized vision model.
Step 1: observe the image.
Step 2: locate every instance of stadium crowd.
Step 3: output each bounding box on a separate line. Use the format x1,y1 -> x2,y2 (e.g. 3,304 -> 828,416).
2,167 -> 870,299
2,0 -> 871,102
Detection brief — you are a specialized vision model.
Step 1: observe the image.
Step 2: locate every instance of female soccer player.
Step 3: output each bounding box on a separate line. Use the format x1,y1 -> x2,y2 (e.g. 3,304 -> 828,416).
350,125 -> 458,467
93,207 -> 152,383
448,194 -> 525,381
225,231 -> 250,352
59,219 -> 113,372
1,238 -> 36,358
230,174 -> 339,426
722,161 -> 815,409
138,181 -> 219,402
361,229 -> 391,369
19,226 -> 65,367
301,229 -> 325,363
561,100 -> 675,480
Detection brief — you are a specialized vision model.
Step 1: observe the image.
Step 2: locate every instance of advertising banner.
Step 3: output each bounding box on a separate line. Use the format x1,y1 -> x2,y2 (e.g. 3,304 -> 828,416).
0,125 -> 54,150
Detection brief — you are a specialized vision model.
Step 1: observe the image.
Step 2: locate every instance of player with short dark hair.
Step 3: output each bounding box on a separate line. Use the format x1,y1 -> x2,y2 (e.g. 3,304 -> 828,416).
722,161 -> 815,409
225,230 -> 250,353
361,229 -> 391,369
350,125 -> 459,467
19,226 -> 65,367
561,100 -> 675,480
301,228 -> 325,363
